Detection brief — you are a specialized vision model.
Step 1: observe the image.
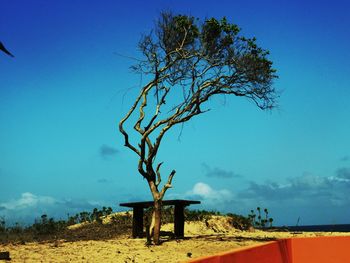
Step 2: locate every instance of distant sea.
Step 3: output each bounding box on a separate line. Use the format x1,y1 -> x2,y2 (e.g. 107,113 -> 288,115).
284,224 -> 350,232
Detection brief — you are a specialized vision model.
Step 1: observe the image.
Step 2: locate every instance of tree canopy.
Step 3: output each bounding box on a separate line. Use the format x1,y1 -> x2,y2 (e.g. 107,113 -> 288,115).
120,12 -> 277,186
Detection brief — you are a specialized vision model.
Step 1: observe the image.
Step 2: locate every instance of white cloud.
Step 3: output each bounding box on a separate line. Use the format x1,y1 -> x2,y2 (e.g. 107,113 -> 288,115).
192,182 -> 213,197
0,192 -> 56,210
186,182 -> 234,209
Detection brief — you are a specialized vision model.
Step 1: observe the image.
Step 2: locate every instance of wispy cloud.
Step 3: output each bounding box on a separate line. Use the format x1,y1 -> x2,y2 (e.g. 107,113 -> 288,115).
100,144 -> 119,159
202,163 -> 240,178
238,168 -> 350,206
336,167 -> 350,179
340,156 -> 349,162
97,178 -> 109,184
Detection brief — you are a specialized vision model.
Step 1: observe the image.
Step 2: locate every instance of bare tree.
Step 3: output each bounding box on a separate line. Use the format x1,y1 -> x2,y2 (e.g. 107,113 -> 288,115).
119,12 -> 278,244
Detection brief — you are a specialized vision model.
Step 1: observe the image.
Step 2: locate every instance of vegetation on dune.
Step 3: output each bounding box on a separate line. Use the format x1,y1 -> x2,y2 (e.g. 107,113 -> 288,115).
0,207 -> 124,244
0,207 -> 262,244
66,206 -> 113,225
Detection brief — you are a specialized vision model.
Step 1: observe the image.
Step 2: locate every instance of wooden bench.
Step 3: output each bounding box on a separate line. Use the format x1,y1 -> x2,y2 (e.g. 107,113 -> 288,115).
119,199 -> 200,238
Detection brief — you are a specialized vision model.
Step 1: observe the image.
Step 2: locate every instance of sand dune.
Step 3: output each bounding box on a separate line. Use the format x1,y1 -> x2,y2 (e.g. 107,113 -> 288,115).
1,215 -> 349,262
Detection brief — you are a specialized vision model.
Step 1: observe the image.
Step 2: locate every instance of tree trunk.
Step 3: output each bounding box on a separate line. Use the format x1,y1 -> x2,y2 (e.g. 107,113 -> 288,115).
152,199 -> 162,245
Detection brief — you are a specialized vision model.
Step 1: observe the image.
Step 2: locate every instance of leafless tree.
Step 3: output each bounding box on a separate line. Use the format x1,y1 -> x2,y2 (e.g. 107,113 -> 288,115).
119,12 -> 278,244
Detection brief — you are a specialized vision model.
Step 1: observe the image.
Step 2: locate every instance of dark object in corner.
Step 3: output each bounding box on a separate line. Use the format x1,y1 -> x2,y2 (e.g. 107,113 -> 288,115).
0,41 -> 14,57
0,251 -> 11,260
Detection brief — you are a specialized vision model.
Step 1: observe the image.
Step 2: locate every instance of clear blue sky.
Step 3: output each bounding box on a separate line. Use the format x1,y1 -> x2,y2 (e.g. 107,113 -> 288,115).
1,0 -> 350,226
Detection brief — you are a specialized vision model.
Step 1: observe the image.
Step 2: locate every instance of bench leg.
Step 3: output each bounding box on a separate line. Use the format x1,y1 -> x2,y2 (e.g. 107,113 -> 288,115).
132,207 -> 144,238
174,204 -> 185,238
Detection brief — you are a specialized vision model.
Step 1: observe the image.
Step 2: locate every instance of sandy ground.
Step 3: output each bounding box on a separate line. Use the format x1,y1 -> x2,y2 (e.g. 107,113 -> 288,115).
1,216 -> 350,263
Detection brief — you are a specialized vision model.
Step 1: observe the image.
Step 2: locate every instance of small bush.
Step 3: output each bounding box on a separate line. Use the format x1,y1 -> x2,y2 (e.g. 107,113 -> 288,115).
185,209 -> 219,221
7,222 -> 23,234
32,214 -> 67,235
110,212 -> 132,226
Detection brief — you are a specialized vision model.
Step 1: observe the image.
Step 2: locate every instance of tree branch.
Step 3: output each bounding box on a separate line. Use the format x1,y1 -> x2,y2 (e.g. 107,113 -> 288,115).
160,170 -> 176,199
155,162 -> 163,187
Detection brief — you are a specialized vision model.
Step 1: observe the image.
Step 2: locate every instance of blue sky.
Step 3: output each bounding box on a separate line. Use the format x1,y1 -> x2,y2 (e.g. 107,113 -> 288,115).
1,0 -> 350,226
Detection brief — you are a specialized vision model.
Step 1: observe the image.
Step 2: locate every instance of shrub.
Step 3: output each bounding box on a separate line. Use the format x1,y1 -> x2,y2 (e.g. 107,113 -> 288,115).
110,212 -> 132,226
32,214 -> 67,235
185,209 -> 218,221
226,213 -> 252,230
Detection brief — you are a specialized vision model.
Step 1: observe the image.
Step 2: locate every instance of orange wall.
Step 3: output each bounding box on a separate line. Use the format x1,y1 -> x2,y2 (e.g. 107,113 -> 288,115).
188,240 -> 292,263
188,236 -> 350,263
291,236 -> 350,263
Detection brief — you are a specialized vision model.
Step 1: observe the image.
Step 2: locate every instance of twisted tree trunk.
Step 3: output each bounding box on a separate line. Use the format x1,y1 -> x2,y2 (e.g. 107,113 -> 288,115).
151,199 -> 162,245
148,180 -> 163,245
147,170 -> 175,244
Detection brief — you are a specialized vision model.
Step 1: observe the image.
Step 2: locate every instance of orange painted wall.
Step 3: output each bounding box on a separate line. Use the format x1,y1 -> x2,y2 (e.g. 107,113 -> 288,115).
291,236 -> 350,263
188,236 -> 350,263
188,240 -> 292,263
